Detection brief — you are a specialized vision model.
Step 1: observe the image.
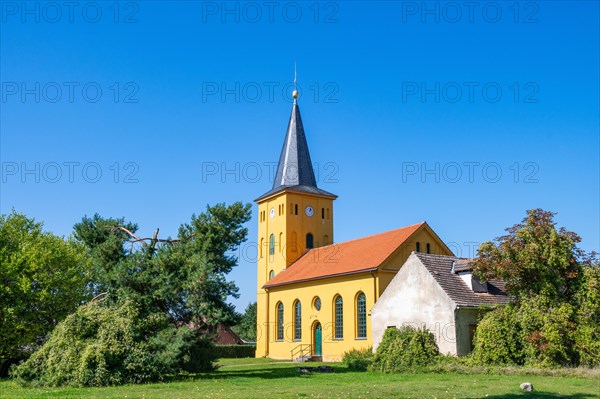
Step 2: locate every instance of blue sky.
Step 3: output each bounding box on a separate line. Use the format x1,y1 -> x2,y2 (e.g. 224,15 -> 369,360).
1,1 -> 599,311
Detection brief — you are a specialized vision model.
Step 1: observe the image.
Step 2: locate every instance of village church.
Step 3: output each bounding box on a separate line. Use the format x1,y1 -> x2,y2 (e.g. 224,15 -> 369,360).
255,90 -> 508,361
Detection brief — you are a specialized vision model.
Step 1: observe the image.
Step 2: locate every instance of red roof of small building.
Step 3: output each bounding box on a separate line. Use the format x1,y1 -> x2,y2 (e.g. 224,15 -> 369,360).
264,222 -> 425,288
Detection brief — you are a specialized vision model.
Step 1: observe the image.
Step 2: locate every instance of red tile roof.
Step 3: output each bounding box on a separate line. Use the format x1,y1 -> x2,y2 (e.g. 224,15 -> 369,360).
264,222 -> 425,288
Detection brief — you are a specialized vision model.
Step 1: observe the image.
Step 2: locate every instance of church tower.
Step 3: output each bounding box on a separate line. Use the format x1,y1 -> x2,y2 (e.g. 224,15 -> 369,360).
255,90 -> 336,357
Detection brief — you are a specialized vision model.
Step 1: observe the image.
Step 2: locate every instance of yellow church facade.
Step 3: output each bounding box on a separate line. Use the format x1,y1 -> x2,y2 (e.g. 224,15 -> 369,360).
255,95 -> 452,361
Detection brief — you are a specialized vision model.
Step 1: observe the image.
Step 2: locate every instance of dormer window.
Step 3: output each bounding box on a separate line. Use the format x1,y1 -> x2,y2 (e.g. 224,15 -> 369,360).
457,271 -> 488,293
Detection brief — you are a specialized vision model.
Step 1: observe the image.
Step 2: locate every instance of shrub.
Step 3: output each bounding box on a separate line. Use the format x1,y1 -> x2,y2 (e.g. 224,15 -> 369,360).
371,326 -> 439,372
11,300 -> 218,387
213,345 -> 256,358
472,305 -> 524,366
574,265 -> 600,367
342,347 -> 373,371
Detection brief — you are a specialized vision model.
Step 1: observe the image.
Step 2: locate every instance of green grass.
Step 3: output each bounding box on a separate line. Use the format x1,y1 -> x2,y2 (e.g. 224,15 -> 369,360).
1,359 -> 598,399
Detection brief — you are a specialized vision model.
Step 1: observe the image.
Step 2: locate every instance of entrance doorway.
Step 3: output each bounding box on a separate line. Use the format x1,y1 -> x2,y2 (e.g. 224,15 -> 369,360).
313,322 -> 322,356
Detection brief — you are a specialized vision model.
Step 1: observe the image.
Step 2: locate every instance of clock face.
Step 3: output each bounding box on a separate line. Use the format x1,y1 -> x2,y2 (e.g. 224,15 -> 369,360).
269,208 -> 275,219
305,206 -> 314,217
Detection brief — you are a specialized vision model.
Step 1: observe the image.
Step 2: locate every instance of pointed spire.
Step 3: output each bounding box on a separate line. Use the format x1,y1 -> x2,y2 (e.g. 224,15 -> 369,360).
254,78 -> 337,202
272,102 -> 316,188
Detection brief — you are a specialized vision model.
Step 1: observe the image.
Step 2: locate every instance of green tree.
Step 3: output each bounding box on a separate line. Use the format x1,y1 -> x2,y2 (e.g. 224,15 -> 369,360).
472,209 -> 586,303
471,209 -> 599,367
232,302 -> 257,342
14,202 -> 252,386
0,211 -> 91,376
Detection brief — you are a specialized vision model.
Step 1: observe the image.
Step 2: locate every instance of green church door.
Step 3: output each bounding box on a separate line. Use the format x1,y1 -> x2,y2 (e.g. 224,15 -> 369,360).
314,323 -> 322,356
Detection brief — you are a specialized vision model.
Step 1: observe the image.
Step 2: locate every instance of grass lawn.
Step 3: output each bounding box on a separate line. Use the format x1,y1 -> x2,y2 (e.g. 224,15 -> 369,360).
1,359 -> 598,399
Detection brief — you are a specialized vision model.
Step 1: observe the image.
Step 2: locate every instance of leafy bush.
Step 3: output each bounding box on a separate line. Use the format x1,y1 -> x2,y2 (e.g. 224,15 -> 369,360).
574,265 -> 600,367
472,305 -> 524,366
371,326 -> 439,372
11,300 -> 217,387
213,345 -> 256,358
473,298 -> 589,368
342,347 -> 373,371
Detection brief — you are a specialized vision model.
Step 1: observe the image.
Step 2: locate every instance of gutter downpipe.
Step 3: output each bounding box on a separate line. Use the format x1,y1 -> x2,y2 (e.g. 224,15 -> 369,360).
265,288 -> 270,357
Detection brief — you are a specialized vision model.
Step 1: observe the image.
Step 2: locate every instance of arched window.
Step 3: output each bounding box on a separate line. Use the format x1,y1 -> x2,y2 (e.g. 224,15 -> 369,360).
260,238 -> 264,258
416,242 -> 421,253
306,233 -> 314,249
323,235 -> 329,245
426,243 -> 431,254
290,231 -> 298,252
334,295 -> 343,339
269,234 -> 275,255
294,300 -> 302,340
276,302 -> 284,341
279,232 -> 283,253
269,270 -> 275,280
356,293 -> 367,339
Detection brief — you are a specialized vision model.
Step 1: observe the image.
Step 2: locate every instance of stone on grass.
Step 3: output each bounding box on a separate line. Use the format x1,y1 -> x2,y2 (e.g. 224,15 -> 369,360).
520,382 -> 534,392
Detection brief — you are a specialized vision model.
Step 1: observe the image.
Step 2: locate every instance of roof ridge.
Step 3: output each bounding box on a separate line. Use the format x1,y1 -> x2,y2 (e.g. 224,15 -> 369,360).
309,222 -> 426,251
415,252 -> 470,261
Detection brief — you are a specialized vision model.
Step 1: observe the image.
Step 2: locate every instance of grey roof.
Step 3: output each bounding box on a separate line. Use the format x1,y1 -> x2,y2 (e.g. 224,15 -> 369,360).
415,252 -> 511,308
255,102 -> 336,202
452,259 -> 473,272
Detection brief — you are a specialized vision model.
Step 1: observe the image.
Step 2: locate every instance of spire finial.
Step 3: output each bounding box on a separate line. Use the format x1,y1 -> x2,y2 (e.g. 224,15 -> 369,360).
292,62 -> 298,101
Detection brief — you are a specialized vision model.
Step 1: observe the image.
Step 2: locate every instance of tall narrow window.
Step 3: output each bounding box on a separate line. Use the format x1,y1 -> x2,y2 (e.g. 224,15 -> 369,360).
416,242 -> 421,253
276,302 -> 284,341
321,208 -> 325,219
334,295 -> 343,339
269,270 -> 275,280
356,293 -> 367,339
279,232 -> 283,252
327,208 -> 330,219
260,238 -> 264,258
269,234 -> 275,255
306,233 -> 314,249
294,300 -> 302,340
426,243 -> 431,254
294,204 -> 298,215
291,231 -> 298,252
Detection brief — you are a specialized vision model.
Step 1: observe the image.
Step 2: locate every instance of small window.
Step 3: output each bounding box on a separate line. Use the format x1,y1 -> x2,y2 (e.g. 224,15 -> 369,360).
276,302 -> 284,341
294,204 -> 298,215
321,208 -> 325,219
306,233 -> 314,249
294,300 -> 302,340
426,243 -> 431,254
416,242 -> 421,253
269,234 -> 275,255
327,208 -> 330,219
323,235 -> 329,245
260,238 -> 264,258
334,295 -> 343,339
269,270 -> 274,280
290,203 -> 293,215
313,297 -> 321,311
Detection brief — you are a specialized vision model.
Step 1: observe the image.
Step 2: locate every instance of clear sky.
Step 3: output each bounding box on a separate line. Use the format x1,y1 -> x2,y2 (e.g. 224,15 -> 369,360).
1,1 -> 599,311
